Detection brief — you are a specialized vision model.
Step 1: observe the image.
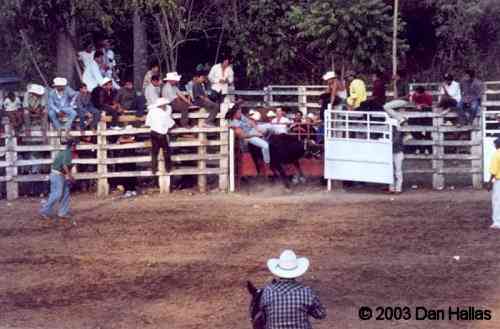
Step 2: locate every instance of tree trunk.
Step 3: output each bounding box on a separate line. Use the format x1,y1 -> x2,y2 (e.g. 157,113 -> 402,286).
133,7 -> 148,91
56,30 -> 76,86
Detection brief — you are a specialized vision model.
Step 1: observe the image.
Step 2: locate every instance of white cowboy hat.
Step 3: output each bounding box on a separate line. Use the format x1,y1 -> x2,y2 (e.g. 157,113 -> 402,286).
249,110 -> 261,121
267,250 -> 309,279
28,84 -> 45,96
322,71 -> 336,81
53,77 -> 67,87
99,77 -> 112,86
267,110 -> 277,118
147,97 -> 170,111
307,112 -> 317,120
164,72 -> 182,82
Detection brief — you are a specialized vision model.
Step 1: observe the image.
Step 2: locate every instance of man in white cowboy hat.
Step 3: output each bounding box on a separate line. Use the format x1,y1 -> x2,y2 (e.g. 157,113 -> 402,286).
162,72 -> 192,128
261,249 -> 326,329
145,97 -> 175,174
47,77 -> 77,132
319,70 -> 347,121
22,83 -> 49,141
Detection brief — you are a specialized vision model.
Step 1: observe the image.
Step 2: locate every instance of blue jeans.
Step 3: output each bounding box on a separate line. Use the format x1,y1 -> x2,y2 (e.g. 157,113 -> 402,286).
40,173 -> 71,217
48,106 -> 77,129
77,104 -> 100,130
458,99 -> 481,124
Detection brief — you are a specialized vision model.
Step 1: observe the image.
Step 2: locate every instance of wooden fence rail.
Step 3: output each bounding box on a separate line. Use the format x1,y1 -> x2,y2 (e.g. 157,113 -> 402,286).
0,109 -> 231,200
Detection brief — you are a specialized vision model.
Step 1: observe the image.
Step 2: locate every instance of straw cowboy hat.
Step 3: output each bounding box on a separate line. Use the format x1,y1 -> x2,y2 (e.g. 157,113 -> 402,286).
99,77 -> 112,86
28,84 -> 45,96
147,97 -> 170,111
322,71 -> 336,81
249,109 -> 261,121
267,110 -> 277,118
267,250 -> 310,279
164,72 -> 182,81
53,77 -> 67,87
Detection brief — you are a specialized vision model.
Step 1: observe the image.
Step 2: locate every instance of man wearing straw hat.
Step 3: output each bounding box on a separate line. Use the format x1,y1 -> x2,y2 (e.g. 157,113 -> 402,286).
48,77 -> 77,133
162,72 -> 192,128
261,249 -> 326,328
22,83 -> 49,142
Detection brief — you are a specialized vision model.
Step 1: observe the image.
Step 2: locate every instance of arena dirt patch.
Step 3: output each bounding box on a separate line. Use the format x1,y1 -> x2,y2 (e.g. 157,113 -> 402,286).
0,189 -> 500,329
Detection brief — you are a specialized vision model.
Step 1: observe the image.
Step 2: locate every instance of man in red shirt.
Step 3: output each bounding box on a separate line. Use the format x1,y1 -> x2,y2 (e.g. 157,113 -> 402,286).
411,86 -> 433,110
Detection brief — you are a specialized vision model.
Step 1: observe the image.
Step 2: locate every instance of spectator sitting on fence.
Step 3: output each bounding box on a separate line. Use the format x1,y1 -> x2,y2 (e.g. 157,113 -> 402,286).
3,91 -> 22,135
192,67 -> 220,128
162,72 -> 192,128
411,86 -> 433,110
459,69 -> 484,126
227,105 -> 271,167
383,70 -> 416,124
319,70 -> 347,121
75,83 -> 100,136
437,73 -> 463,126
261,249 -> 326,328
92,77 -> 121,130
143,62 -> 160,92
208,53 -> 234,103
22,84 -> 49,142
346,70 -> 367,111
270,107 -> 292,134
82,50 -> 105,92
115,77 -> 147,122
145,74 -> 161,108
39,138 -> 78,224
146,97 -> 174,174
48,77 -> 77,135
359,70 -> 387,112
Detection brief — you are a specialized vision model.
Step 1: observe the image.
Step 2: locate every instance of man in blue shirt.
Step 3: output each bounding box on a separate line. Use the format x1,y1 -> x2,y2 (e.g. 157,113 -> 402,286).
47,77 -> 77,132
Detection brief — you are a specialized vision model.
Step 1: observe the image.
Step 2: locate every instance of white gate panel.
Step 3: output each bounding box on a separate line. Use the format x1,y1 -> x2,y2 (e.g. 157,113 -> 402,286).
324,110 -> 394,185
483,111 -> 500,182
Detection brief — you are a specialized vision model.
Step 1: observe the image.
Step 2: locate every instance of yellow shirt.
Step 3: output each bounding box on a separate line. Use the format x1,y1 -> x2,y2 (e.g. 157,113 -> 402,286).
347,79 -> 367,109
490,149 -> 500,179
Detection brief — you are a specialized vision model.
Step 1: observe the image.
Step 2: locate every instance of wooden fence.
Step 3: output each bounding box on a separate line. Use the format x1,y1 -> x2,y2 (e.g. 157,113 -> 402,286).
0,108 -> 230,200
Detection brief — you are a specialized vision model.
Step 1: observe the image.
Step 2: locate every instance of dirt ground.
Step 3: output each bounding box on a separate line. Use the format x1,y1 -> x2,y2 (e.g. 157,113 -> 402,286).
1,186 -> 500,329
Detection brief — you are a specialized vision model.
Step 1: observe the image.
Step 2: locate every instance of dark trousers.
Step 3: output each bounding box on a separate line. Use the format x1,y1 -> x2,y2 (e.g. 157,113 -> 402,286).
151,130 -> 172,173
77,104 -> 100,130
194,98 -> 220,124
171,98 -> 190,126
130,95 -> 147,116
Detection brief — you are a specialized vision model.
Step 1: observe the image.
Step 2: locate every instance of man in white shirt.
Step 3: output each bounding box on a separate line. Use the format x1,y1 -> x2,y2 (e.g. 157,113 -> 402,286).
145,75 -> 161,107
208,54 -> 234,102
146,98 -> 175,174
82,50 -> 105,92
162,72 -> 192,127
438,73 -> 464,125
270,107 -> 292,134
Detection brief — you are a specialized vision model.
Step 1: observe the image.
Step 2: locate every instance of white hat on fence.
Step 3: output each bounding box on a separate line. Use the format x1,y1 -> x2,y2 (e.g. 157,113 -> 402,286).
148,97 -> 170,110
267,249 -> 310,279
99,77 -> 112,86
28,84 -> 45,96
322,71 -> 336,81
53,77 -> 67,87
164,72 -> 182,82
249,110 -> 261,121
267,110 -> 277,118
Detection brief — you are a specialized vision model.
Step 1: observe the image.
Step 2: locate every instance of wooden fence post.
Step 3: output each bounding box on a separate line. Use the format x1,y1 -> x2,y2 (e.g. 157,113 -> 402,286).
5,124 -> 18,200
197,114 -> 208,193
97,120 -> 109,196
229,128 -> 235,192
432,111 -> 445,190
158,143 -> 171,194
298,86 -> 307,116
219,105 -> 229,191
471,114 -> 483,189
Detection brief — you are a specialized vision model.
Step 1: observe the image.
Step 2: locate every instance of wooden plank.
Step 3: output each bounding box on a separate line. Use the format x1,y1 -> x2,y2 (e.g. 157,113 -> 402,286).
97,120 -> 109,196
197,114 -> 208,193
432,113 -> 445,190
219,104 -> 229,191
405,154 -> 480,160
229,128 -> 235,192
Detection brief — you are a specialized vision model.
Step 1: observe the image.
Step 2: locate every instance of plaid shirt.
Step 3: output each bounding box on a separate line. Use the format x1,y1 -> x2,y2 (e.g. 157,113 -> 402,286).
261,279 -> 326,329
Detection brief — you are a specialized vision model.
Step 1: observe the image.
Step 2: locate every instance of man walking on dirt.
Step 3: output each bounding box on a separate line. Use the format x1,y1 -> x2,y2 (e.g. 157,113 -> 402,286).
40,138 -> 78,224
487,138 -> 500,229
261,249 -> 326,328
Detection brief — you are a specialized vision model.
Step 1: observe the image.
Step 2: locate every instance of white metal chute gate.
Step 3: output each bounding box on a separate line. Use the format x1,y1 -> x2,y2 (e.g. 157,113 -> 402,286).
483,111 -> 500,182
324,109 -> 394,190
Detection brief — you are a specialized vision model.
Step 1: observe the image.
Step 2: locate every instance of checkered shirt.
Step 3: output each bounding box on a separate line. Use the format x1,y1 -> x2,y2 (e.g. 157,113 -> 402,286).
261,279 -> 326,329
